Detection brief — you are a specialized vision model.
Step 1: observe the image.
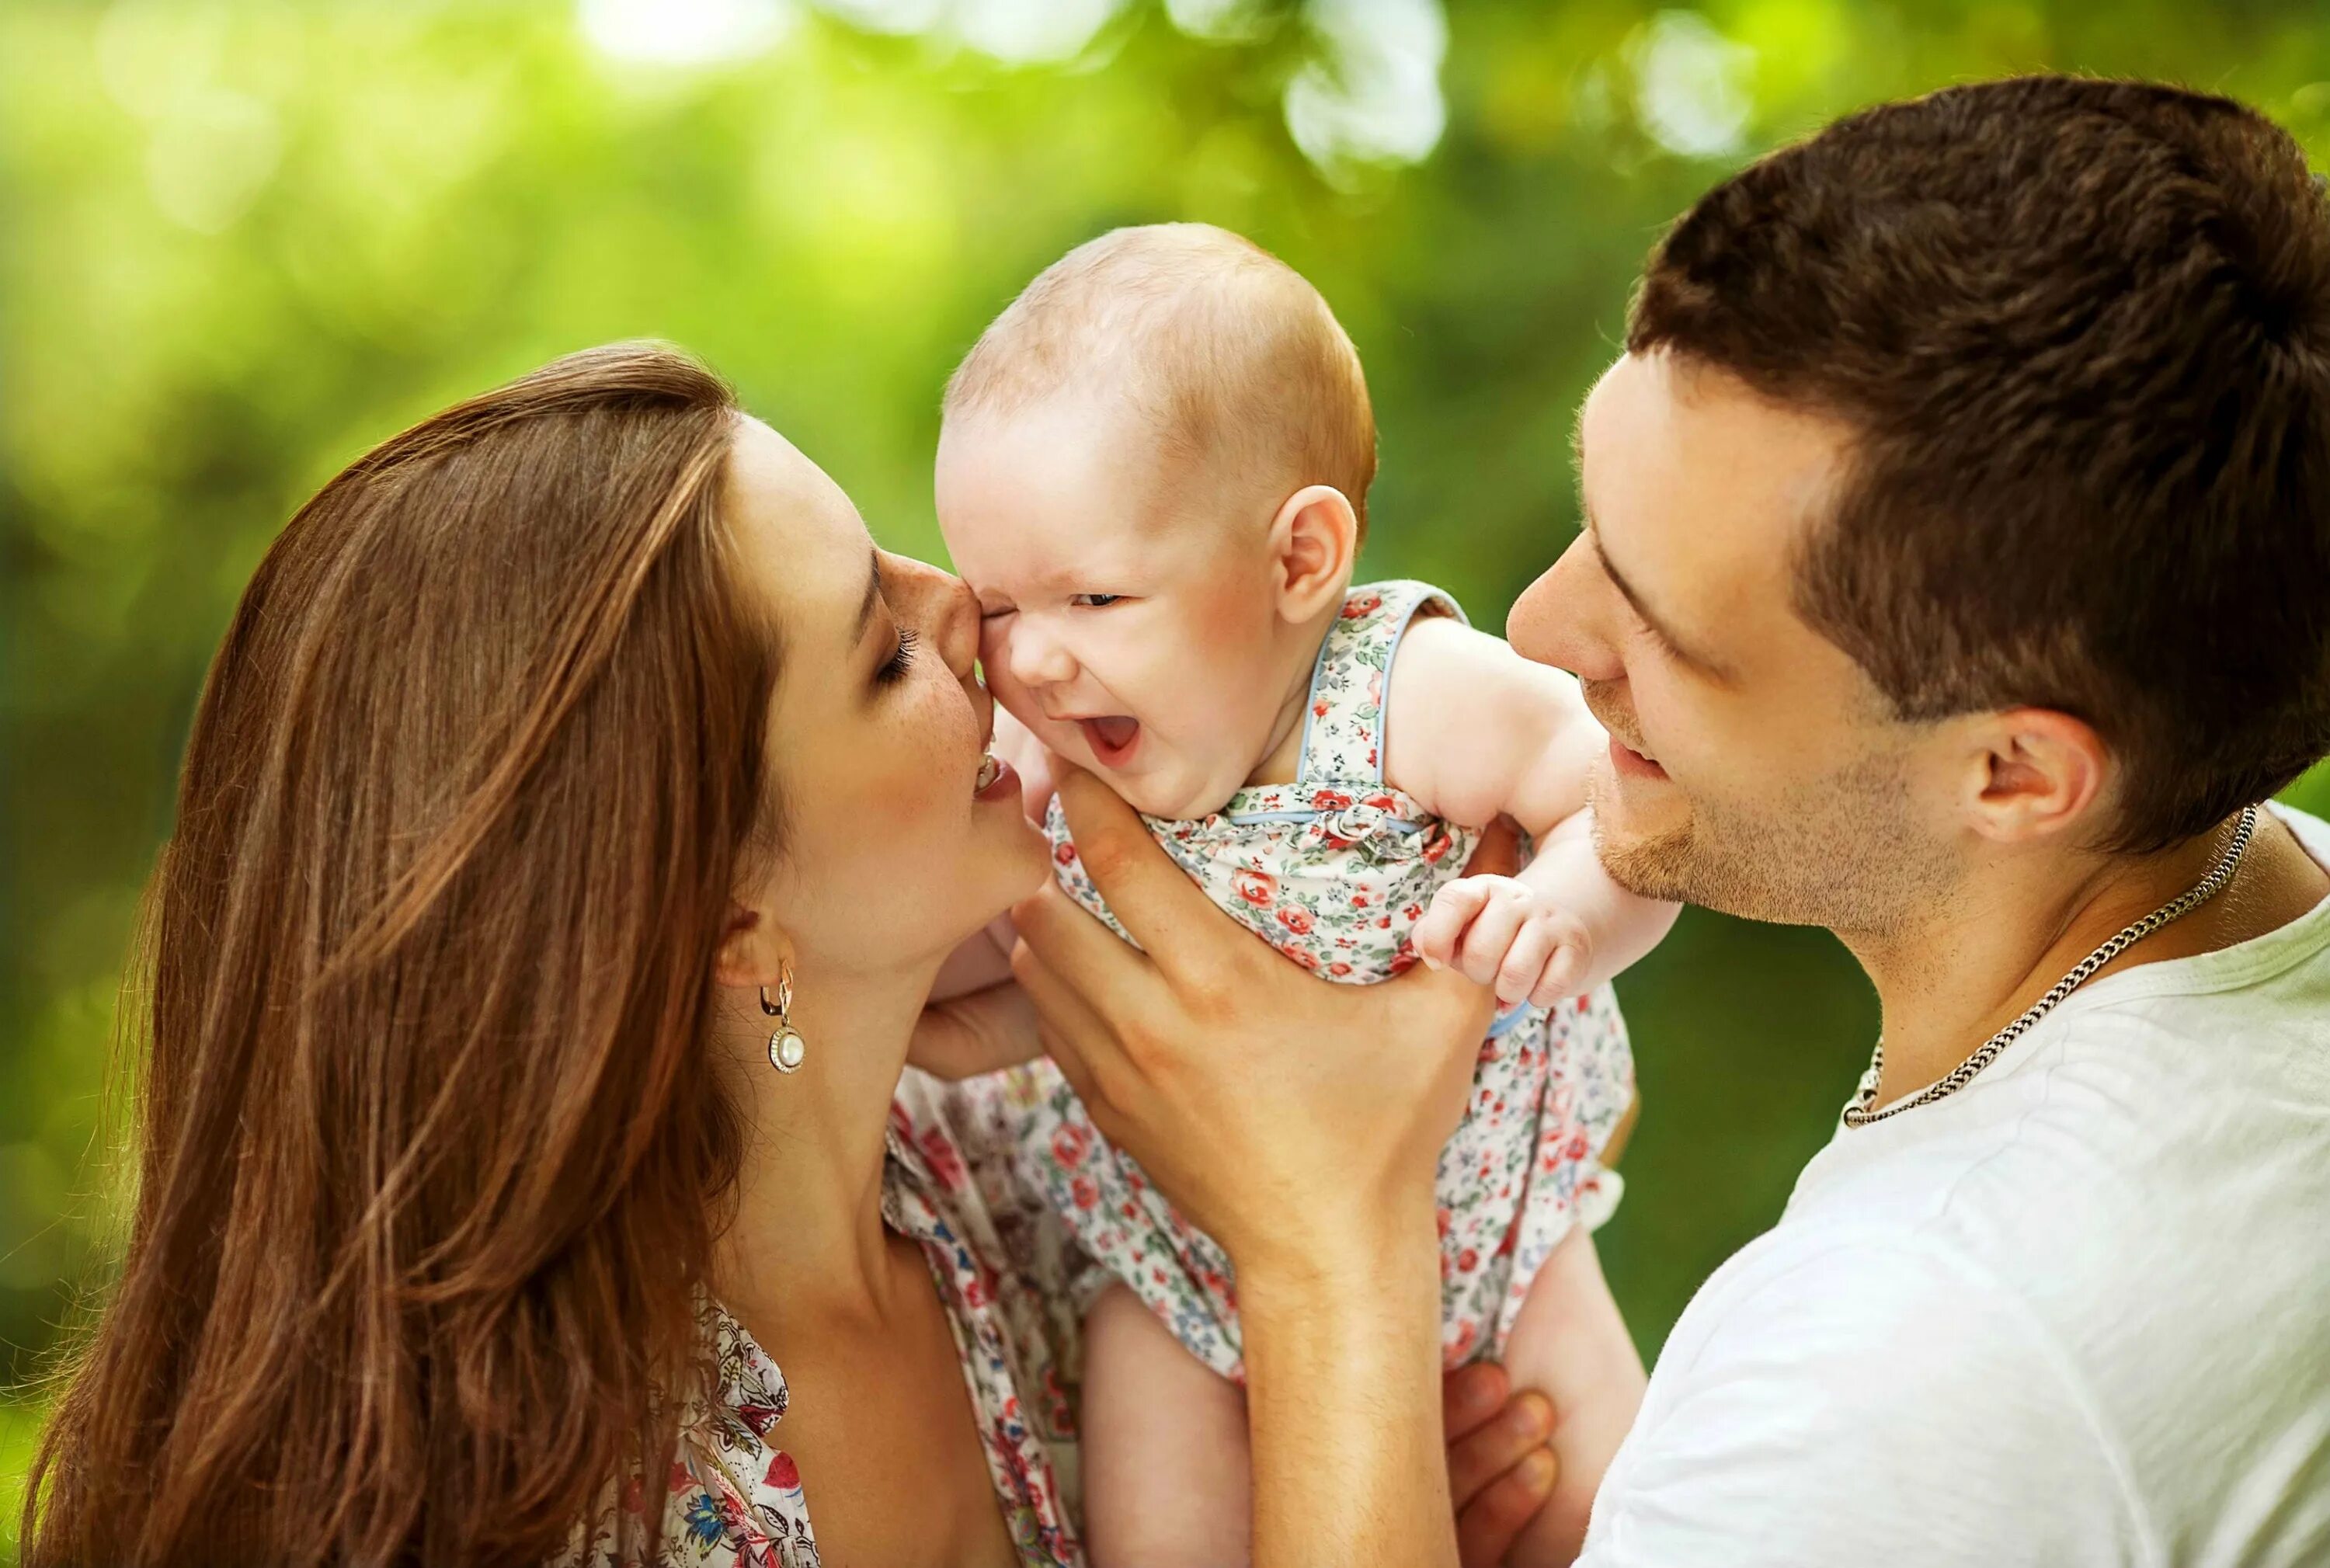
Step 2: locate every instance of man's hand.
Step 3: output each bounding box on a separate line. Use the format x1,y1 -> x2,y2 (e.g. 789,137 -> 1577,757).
1009,764 -> 1514,1281
1010,765 -> 1530,1568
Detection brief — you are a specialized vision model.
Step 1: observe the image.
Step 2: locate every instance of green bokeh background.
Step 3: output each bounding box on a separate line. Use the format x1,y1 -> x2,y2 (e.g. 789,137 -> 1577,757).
6,0 -> 2329,1552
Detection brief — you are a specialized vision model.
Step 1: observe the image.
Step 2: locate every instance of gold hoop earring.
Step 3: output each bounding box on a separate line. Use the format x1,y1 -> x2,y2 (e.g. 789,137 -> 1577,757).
760,973 -> 806,1075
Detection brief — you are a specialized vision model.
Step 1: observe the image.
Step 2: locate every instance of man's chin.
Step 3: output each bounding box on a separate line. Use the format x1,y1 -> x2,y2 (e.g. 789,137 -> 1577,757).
1593,819 -> 1706,906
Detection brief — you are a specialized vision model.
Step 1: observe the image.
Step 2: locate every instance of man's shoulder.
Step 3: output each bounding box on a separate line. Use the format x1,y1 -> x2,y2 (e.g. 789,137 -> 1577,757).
1593,1223 -> 2154,1567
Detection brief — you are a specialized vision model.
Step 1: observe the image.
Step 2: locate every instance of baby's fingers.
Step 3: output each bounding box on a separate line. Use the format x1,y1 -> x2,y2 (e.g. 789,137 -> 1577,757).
1454,888 -> 1530,989
1494,920 -> 1558,1006
1527,940 -> 1592,1009
1416,880 -> 1492,968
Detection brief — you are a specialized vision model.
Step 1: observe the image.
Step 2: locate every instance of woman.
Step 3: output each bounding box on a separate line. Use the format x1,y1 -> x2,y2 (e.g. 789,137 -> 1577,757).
22,345 -> 1558,1566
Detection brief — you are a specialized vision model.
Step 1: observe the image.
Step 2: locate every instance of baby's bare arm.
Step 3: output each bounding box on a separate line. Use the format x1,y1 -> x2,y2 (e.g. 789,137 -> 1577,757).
1389,617 -> 1678,1000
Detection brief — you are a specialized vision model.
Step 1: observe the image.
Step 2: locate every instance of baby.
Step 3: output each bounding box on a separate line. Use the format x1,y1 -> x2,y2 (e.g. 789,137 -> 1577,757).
925,224 -> 1678,1566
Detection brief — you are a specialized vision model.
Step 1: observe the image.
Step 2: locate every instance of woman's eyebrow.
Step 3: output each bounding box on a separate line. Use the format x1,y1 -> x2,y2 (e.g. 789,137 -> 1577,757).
851,545 -> 882,644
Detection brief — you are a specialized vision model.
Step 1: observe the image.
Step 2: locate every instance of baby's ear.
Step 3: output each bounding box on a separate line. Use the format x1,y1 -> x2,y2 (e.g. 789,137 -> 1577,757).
1268,484 -> 1359,621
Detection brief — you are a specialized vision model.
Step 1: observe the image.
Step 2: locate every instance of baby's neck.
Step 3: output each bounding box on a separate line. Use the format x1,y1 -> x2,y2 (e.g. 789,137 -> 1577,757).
1239,606 -> 1340,791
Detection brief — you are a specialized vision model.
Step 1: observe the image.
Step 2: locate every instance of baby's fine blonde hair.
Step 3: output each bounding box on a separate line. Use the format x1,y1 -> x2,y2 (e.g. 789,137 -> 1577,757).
944,223 -> 1378,543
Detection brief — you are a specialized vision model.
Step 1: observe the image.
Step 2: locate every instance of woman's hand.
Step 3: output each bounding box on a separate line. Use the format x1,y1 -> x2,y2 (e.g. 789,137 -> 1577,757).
1010,764 -> 1519,1568
1445,1364 -> 1560,1566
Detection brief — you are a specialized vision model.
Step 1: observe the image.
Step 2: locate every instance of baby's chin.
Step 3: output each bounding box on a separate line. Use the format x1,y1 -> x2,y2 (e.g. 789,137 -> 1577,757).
1105,756 -> 1250,822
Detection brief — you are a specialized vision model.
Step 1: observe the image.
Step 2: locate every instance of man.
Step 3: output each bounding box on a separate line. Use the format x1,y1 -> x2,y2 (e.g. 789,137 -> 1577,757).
1015,76 -> 2330,1564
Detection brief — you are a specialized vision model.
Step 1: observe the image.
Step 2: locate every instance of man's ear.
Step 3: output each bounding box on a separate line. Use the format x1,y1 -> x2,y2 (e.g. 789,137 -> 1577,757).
1957,708 -> 2113,846
713,903 -> 797,993
1267,485 -> 1359,623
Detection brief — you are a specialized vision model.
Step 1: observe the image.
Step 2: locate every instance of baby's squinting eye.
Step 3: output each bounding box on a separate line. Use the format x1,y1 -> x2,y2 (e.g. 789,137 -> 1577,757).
1072,594 -> 1126,609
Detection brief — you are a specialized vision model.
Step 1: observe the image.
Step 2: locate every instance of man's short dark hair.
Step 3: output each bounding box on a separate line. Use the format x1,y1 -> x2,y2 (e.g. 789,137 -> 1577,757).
1630,75 -> 2330,853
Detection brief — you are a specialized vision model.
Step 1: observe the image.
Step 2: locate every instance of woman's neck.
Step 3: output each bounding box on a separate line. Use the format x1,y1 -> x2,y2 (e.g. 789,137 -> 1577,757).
708,956 -> 936,1330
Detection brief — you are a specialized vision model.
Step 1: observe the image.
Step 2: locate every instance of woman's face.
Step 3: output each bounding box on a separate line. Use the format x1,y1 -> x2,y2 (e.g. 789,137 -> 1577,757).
725,415 -> 1048,980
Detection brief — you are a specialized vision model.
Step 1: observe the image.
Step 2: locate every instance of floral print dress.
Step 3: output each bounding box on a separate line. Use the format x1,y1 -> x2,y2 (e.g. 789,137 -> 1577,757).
567,1066 -> 1099,1568
1022,579 -> 1636,1379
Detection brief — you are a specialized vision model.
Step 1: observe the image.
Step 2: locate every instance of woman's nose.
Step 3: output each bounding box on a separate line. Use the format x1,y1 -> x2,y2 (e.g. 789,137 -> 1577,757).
890,552 -> 980,680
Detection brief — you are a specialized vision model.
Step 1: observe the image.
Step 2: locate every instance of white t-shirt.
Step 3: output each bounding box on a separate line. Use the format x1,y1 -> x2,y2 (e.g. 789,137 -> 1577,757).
1581,803 -> 2330,1568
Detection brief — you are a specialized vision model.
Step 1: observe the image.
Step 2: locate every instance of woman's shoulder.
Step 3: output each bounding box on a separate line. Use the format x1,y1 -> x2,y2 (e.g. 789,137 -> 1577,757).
561,1301 -> 820,1566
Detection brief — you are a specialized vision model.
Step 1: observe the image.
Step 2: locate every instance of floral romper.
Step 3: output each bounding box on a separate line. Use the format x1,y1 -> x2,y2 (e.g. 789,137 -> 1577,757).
1021,579 -> 1636,1379
566,1066 -> 1097,1568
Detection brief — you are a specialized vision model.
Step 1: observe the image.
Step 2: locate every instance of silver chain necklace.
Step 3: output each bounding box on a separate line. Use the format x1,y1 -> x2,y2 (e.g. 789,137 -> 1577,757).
1842,804 -> 2260,1129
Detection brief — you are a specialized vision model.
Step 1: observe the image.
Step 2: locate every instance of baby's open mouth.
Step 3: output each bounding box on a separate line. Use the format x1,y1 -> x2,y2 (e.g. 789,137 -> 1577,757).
1079,716 -> 1141,765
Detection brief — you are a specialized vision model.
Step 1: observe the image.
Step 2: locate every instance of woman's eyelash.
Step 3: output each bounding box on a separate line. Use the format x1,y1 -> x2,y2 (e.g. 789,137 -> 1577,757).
878,627 -> 920,684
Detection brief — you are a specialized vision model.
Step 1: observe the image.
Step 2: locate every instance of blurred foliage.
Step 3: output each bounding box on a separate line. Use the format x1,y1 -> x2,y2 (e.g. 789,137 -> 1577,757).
6,0 -> 2330,1547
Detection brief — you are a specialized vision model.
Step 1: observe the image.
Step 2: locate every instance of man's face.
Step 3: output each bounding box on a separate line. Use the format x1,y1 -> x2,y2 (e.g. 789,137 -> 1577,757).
1512,350 -> 1960,934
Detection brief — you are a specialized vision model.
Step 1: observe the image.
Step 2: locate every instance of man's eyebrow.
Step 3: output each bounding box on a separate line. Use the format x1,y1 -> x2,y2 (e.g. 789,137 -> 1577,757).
1582,506 -> 1733,681
853,546 -> 882,643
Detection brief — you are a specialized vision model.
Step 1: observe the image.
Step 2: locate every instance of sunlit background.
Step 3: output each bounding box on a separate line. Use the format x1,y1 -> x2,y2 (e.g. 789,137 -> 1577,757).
7,0 -> 2330,1552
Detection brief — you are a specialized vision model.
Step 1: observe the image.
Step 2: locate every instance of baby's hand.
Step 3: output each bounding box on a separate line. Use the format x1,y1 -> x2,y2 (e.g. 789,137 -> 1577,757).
1414,875 -> 1593,1008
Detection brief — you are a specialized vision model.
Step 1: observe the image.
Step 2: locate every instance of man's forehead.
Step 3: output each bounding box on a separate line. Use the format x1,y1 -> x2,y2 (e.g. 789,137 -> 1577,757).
1578,352 -> 1847,642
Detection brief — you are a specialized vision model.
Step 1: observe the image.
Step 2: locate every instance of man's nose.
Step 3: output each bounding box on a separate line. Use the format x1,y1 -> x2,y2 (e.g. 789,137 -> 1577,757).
1510,534 -> 1624,683
1005,617 -> 1078,687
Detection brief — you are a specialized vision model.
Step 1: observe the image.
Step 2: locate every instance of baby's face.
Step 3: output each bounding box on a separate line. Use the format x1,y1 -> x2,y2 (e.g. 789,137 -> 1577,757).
937,398 -> 1302,819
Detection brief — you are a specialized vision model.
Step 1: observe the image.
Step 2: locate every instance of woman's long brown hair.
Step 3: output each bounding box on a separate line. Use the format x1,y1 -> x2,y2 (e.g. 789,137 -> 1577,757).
23,344 -> 771,1566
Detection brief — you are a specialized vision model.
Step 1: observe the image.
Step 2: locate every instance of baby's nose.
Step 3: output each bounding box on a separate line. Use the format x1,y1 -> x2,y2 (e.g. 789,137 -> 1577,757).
1005,621 -> 1078,687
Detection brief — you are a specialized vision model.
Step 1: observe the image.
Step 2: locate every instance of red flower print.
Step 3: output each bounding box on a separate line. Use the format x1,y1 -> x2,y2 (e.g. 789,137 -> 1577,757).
1313,698 -> 1330,718
1234,868 -> 1276,906
1403,903 -> 1423,920
1072,1174 -> 1099,1210
1277,906 -> 1315,936
1329,961 -> 1352,976
1351,890 -> 1369,908
1311,788 -> 1355,810
1451,1320 -> 1480,1361
1456,1247 -> 1480,1274
1366,793 -> 1398,812
767,1452 -> 801,1490
1421,826 -> 1454,864
920,1125 -> 966,1190
1054,841 -> 1079,866
1389,951 -> 1419,976
1052,1122 -> 1093,1167
1343,593 -> 1382,619
1436,1206 -> 1453,1236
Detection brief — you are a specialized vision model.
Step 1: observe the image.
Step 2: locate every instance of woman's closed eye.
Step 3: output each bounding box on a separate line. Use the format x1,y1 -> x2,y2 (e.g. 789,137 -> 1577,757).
876,626 -> 920,686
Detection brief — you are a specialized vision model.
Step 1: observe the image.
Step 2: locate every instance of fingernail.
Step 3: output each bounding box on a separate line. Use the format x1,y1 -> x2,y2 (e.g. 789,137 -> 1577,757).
1519,1450 -> 1557,1492
1511,1394 -> 1553,1441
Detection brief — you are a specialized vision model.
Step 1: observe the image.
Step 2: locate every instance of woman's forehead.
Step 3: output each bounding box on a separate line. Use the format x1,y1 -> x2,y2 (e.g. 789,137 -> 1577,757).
724,415 -> 875,639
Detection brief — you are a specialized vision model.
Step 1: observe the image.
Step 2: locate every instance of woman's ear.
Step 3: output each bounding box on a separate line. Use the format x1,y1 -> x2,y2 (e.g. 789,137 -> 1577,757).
713,904 -> 797,992
1267,485 -> 1359,624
